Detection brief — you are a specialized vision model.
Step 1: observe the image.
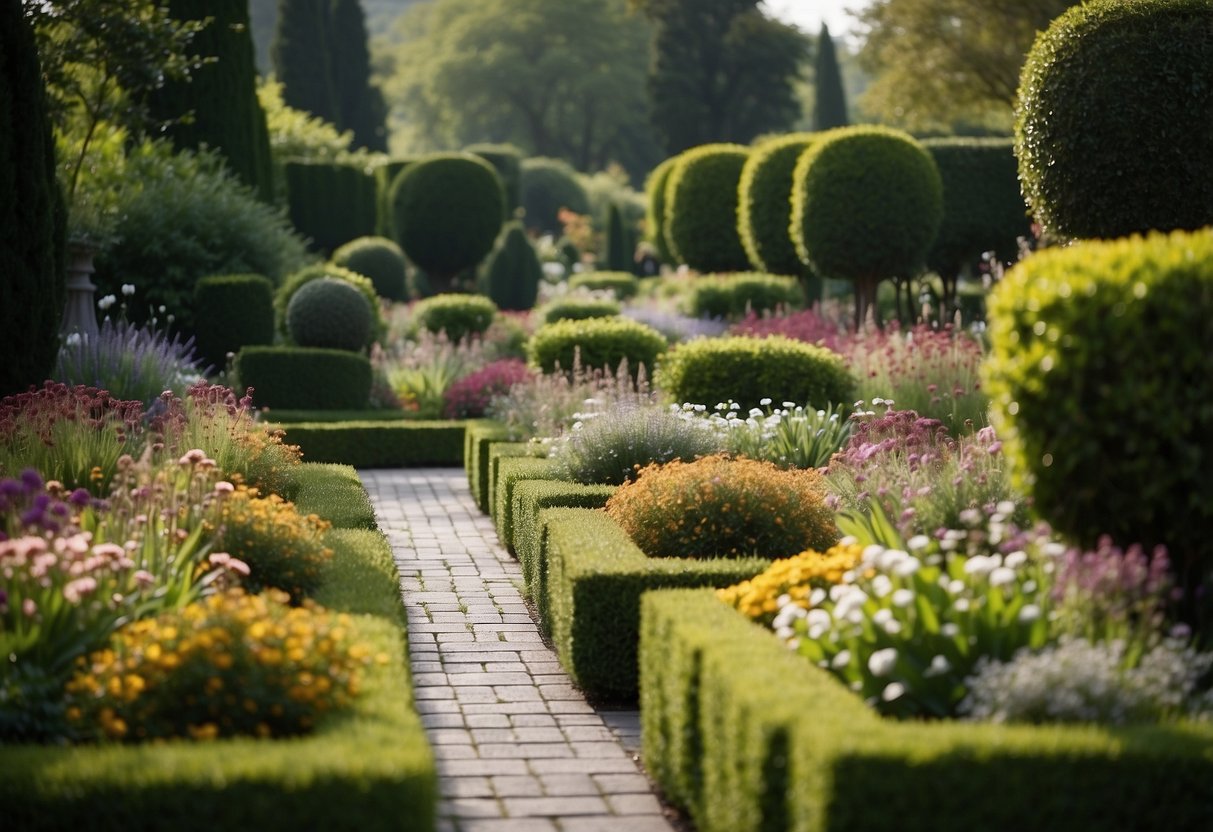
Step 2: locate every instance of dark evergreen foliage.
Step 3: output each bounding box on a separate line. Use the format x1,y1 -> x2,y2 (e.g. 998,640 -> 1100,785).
813,24 -> 848,131
604,203 -> 629,272
284,160 -> 378,254
330,0 -> 387,152
483,222 -> 542,311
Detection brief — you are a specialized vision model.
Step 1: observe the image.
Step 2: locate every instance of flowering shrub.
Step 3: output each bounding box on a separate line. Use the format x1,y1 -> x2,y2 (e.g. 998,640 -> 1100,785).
713,400 -> 852,470
378,328 -> 494,418
718,542 -> 862,626
53,318 -> 204,407
64,589 -> 379,742
605,454 -> 837,559
213,485 -> 332,600
728,306 -> 847,352
442,359 -> 533,419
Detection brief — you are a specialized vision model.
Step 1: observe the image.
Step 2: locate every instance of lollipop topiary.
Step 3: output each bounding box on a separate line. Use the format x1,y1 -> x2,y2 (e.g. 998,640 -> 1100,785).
737,132 -> 817,278
644,155 -> 679,264
286,277 -> 373,352
520,157 -> 589,235
331,236 -> 408,301
663,143 -> 751,273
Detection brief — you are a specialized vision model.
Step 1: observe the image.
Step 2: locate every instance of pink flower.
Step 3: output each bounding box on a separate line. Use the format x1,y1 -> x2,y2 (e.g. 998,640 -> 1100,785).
213,481 -> 235,494
22,598 -> 37,617
178,448 -> 207,466
133,570 -> 155,588
63,577 -> 98,604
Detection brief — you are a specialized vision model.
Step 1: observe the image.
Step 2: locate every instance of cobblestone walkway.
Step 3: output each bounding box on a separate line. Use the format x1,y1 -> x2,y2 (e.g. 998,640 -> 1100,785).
360,469 -> 675,832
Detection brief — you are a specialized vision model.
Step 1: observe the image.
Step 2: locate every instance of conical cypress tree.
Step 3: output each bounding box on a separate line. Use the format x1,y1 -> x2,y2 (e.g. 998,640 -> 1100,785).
150,0 -> 275,202
273,0 -> 339,124
483,222 -> 541,311
0,4 -> 66,395
604,203 -> 629,272
813,24 -> 848,131
330,0 -> 387,151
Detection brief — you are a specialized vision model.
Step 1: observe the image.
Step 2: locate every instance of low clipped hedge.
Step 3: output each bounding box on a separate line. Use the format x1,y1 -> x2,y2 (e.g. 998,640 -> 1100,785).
484,441 -> 543,525
654,335 -> 853,411
236,346 -> 372,411
290,463 -> 378,531
543,508 -> 766,700
259,410 -> 409,424
537,296 -> 621,325
737,132 -> 817,276
685,272 -> 804,320
491,455 -> 560,551
527,317 -> 667,377
463,420 -> 513,512
192,274 -> 275,371
568,271 -> 640,300
640,589 -> 1213,832
411,294 -> 498,343
275,421 -> 465,468
663,144 -> 752,273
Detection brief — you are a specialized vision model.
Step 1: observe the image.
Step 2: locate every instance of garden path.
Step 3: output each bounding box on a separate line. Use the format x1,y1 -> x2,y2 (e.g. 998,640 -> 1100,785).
360,469 -> 675,832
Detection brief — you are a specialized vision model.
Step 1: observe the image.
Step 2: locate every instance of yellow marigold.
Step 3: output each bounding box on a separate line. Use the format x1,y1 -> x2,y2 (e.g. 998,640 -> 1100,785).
719,542 -> 863,626
215,485 -> 332,600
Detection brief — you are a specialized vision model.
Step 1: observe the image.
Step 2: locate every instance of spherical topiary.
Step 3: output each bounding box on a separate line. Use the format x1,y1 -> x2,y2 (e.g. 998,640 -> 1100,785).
332,236 -> 408,301
390,153 -> 505,288
465,142 -> 523,214
982,227 -> 1213,587
655,334 -> 853,412
520,157 -> 590,235
791,125 -> 942,326
568,271 -> 639,300
684,272 -> 804,321
537,297 -> 621,325
411,293 -> 498,343
644,156 -> 679,263
274,263 -> 382,346
527,317 -> 667,377
737,132 -> 817,276
663,144 -> 752,273
605,454 -> 838,559
286,277 -> 374,352
1015,0 -> 1213,240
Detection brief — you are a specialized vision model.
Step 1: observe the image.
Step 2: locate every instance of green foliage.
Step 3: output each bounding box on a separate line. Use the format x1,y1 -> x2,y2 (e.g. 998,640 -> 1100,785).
287,277 -> 374,352
537,297 -> 621,326
1015,0 -> 1213,239
0,5 -> 64,396
236,346 -> 372,410
275,420 -> 466,467
411,293 -> 498,343
329,0 -> 387,152
289,463 -> 378,530
655,334 -> 853,412
603,202 -> 628,271
463,420 -> 512,511
333,236 -> 409,301
465,143 -> 522,213
486,443 -> 547,527
663,143 -> 752,272
92,140 -> 310,338
274,263 -> 382,346
644,155 -> 678,263
520,157 -> 590,235
314,528 -> 406,627
284,160 -> 378,253
737,133 -> 816,277
983,228 -> 1213,583
492,456 -> 562,551
813,24 -> 848,130
191,274 -> 275,370
482,222 -> 541,311
527,317 -> 667,377
685,272 -> 803,320
373,157 -> 414,239
568,271 -> 639,300
390,153 -> 504,284
273,0 -> 337,124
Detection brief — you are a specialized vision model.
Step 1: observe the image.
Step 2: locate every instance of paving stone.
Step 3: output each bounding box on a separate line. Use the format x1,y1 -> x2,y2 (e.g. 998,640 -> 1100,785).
437,797 -> 503,819
490,775 -> 545,797
606,793 -> 665,815
500,796 -> 608,817
459,819 -> 558,832
559,817 -> 673,832
537,773 -> 599,796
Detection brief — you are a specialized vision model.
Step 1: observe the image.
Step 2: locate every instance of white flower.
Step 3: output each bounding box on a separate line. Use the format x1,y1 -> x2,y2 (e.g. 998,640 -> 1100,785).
776,593 -> 792,608
891,588 -> 915,608
947,579 -> 966,595
893,557 -> 922,578
955,598 -> 971,612
871,574 -> 893,599
881,682 -> 906,702
868,647 -> 898,677
831,649 -> 852,669
760,398 -> 772,406
809,588 -> 827,606
1018,604 -> 1041,624
988,566 -> 1017,587
924,655 -> 952,678
882,618 -> 903,635
862,544 -> 886,564
872,609 -> 893,626
64,332 -> 82,347
97,294 -> 117,310
121,283 -> 136,296
963,555 -> 998,578
941,623 -> 960,638
878,549 -> 910,572
907,534 -> 930,551
782,401 -> 796,409
806,608 -> 832,631
1004,550 -> 1028,569
996,500 -> 1017,516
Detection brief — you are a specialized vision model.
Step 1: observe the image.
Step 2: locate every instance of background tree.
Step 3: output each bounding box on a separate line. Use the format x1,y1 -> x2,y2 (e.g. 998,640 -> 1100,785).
813,23 -> 847,130
857,0 -> 1076,131
272,0 -> 339,127
149,0 -> 276,202
630,0 -> 807,154
330,0 -> 388,152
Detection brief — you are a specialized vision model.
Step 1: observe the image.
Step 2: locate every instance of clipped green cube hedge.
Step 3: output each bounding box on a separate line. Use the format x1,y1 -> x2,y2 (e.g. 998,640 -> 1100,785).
277,421 -> 465,468
543,508 -> 767,701
289,463 -> 378,530
236,346 -> 372,411
463,420 -> 513,511
490,455 -> 561,550
641,589 -> 1213,832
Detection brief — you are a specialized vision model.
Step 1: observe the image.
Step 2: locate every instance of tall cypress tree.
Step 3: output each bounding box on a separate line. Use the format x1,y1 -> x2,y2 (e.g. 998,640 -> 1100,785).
273,0 -> 339,125
813,23 -> 848,131
150,0 -> 276,202
330,0 -> 387,151
0,3 -> 65,395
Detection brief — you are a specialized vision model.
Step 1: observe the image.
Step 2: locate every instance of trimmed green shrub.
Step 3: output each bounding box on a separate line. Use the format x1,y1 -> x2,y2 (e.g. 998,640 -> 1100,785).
791,125 -> 943,326
332,236 -> 408,301
603,202 -> 629,271
544,508 -> 767,700
641,589 -> 1213,832
391,153 -> 504,289
492,456 -> 562,550
284,160 -> 378,253
464,420 -> 512,511
192,274 -> 275,370
289,463 -> 377,530
644,155 -> 679,263
373,157 -> 415,240
486,442 -> 546,526
568,271 -> 639,300
537,297 -> 621,325
276,420 -> 466,467
465,143 -> 522,214
482,222 -> 541,311
983,227 -> 1213,588
236,346 -> 372,410
527,317 -> 667,377
316,528 -> 407,627
520,157 -> 590,235
259,410 -> 408,424
685,272 -> 803,320
737,132 -> 816,277
655,334 -> 853,411
663,143 -> 752,273
287,277 -> 373,352
1015,0 -> 1213,240
411,293 -> 498,343
275,263 -> 382,346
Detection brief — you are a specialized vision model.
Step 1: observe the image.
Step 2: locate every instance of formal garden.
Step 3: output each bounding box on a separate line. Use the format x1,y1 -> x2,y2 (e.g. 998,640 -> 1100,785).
2,0 -> 1212,829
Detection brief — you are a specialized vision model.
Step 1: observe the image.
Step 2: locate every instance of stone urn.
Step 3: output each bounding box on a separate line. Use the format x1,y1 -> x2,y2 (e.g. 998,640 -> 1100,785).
60,240 -> 99,339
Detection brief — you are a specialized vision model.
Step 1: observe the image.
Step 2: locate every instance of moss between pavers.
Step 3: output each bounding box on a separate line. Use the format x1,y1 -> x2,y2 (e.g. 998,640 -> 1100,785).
640,588 -> 1213,832
276,420 -> 465,467
543,508 -> 767,701
464,419 -> 512,512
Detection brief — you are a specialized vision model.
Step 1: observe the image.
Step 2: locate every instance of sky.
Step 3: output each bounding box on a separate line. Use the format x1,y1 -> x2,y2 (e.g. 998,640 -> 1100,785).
763,0 -> 871,42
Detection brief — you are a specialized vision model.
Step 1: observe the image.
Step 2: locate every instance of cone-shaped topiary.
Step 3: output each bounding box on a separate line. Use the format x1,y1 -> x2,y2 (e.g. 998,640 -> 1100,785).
1015,0 -> 1213,241
286,276 -> 373,352
737,133 -> 817,277
663,144 -> 751,273
483,222 -> 541,311
332,236 -> 408,301
390,153 -> 504,292
603,202 -> 629,272
644,155 -> 679,264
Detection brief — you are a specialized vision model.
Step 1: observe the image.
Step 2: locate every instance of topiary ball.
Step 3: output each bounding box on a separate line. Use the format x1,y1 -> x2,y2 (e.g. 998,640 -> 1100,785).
286,277 -> 373,352
1015,0 -> 1213,240
332,236 -> 408,301
663,143 -> 752,273
527,317 -> 667,378
520,157 -> 590,236
737,132 -> 817,276
274,263 -> 383,346
982,227 -> 1213,585
537,297 -> 621,325
684,272 -> 804,321
390,153 -> 505,284
411,293 -> 498,343
568,271 -> 639,300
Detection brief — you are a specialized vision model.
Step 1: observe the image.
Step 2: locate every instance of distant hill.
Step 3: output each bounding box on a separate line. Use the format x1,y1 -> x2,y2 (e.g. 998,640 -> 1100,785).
249,0 -> 424,76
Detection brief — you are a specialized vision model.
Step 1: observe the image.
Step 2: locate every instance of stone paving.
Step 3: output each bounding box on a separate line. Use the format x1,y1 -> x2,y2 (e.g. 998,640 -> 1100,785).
359,468 -> 676,832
